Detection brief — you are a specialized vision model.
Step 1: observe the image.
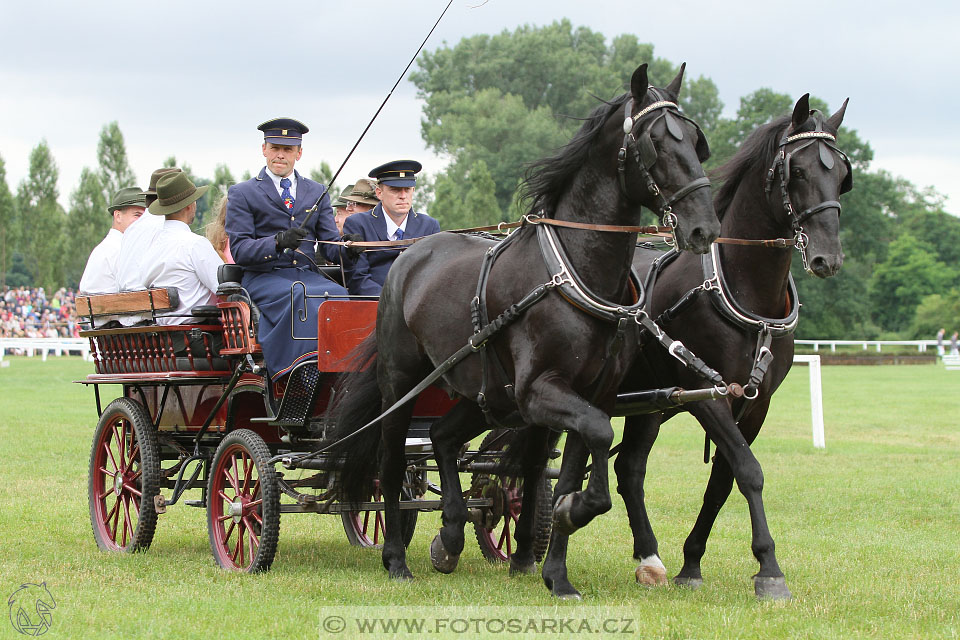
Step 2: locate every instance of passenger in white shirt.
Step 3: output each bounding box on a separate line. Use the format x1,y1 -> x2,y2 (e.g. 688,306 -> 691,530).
78,186 -> 146,294
116,167 -> 181,295
140,172 -> 223,325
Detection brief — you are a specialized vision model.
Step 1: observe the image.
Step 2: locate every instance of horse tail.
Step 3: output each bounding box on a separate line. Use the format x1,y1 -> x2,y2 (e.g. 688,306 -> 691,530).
325,333 -> 384,504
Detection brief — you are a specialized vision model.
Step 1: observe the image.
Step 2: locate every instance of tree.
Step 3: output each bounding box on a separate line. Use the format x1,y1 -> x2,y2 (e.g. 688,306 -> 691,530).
63,168 -> 108,287
97,121 -> 138,200
868,234 -> 956,334
207,163 -> 236,211
431,159 -> 501,228
911,291 -> 960,340
411,21 -> 699,214
0,154 -> 17,288
17,140 -> 66,290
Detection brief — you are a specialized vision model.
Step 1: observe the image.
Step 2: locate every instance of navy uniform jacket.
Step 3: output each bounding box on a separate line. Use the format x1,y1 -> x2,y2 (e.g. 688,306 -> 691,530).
225,168 -> 347,378
342,203 -> 441,296
226,168 -> 340,270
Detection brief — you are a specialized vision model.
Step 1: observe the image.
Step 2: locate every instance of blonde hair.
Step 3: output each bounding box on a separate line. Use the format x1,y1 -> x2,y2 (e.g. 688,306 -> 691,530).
206,195 -> 229,261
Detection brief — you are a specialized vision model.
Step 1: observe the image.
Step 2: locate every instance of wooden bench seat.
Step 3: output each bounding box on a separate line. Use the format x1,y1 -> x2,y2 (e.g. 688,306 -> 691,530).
77,288 -> 179,326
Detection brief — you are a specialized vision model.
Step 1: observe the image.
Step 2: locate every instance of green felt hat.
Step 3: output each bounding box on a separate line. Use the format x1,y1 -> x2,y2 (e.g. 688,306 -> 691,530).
148,172 -> 209,216
108,186 -> 146,214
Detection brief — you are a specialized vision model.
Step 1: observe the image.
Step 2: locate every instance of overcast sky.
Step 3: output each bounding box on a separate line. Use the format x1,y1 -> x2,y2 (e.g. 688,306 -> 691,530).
1,0 -> 958,213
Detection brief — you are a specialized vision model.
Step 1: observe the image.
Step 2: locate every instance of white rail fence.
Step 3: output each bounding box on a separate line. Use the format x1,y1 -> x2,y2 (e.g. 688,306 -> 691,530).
796,339 -> 938,353
0,337 -> 91,362
792,355 -> 825,449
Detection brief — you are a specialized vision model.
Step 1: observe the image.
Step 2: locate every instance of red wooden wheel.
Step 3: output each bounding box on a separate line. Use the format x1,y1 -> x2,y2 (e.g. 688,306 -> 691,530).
207,429 -> 280,572
88,397 -> 160,553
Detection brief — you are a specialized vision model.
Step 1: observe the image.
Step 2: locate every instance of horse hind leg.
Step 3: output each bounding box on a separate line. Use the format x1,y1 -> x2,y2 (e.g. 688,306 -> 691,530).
540,431 -> 590,599
379,405 -> 418,580
507,427 -> 553,576
428,402 -> 488,574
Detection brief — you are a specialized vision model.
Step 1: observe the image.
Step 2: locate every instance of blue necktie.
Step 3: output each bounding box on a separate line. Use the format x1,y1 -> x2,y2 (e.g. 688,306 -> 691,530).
280,177 -> 295,210
394,229 -> 404,241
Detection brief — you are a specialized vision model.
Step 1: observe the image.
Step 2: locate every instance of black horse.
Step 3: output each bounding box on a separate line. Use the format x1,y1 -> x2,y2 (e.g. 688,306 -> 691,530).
330,64 -> 720,581
543,94 -> 851,599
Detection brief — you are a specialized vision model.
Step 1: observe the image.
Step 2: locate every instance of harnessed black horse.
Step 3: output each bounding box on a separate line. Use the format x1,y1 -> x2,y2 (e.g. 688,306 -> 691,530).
543,94 -> 851,600
328,63 -> 720,581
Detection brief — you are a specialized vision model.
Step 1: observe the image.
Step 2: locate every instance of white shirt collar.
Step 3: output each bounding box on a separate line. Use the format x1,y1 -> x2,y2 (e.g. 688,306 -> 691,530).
265,167 -> 297,198
383,206 -> 408,240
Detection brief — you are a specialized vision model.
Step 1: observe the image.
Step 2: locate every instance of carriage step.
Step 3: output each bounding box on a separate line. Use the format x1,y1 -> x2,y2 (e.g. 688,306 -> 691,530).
184,499 -> 206,508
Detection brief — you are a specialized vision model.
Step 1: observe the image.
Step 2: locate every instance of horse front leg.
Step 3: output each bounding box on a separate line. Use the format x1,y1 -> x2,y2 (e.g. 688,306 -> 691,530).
616,414 -> 667,586
685,398 -> 790,599
428,402 -> 487,574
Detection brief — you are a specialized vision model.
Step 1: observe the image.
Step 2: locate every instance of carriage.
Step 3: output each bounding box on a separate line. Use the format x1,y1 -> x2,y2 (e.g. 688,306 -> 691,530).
76,264 -> 556,573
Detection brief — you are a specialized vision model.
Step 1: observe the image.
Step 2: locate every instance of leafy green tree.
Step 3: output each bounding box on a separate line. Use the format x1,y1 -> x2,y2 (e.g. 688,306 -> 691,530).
97,121 -> 138,200
63,168 -> 108,287
309,161 -> 340,201
911,291 -> 960,340
868,234 -> 956,333
411,21 -> 704,214
0,154 -> 17,288
17,140 -> 66,290
207,163 -> 236,210
431,159 -> 501,228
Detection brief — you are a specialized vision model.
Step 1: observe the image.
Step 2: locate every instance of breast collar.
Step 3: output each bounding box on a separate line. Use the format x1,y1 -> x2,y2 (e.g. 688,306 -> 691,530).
536,223 -> 645,323
700,243 -> 799,336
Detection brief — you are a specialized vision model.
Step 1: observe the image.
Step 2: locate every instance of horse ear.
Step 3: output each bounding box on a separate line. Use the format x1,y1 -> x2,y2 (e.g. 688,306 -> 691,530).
827,98 -> 849,132
791,93 -> 811,130
631,64 -> 649,100
665,62 -> 686,98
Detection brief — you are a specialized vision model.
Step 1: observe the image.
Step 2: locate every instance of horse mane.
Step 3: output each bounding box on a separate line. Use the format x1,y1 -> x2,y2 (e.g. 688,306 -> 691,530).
519,93 -> 628,215
711,115 -> 792,221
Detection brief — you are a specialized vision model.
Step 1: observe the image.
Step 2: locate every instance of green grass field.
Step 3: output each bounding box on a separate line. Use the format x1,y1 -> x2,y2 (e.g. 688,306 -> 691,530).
1,357 -> 958,639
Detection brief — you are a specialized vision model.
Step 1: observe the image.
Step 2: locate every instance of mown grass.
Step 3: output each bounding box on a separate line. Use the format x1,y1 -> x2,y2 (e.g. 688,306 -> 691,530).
0,357 -> 958,639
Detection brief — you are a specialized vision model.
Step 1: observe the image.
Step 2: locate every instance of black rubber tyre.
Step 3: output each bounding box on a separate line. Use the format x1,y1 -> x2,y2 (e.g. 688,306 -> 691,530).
206,429 -> 280,572
88,397 -> 161,553
471,430 -> 554,563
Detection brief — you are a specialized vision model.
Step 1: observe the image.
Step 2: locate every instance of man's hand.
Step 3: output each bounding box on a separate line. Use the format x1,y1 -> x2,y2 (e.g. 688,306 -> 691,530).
342,233 -> 364,258
276,227 -> 309,251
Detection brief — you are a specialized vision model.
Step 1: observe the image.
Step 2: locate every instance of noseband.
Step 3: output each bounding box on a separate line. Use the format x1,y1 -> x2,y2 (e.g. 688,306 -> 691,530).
617,92 -> 712,244
764,117 -> 852,272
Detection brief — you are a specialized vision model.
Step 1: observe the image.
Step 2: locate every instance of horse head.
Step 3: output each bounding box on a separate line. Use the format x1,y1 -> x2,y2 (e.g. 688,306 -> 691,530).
619,63 -> 719,254
769,93 -> 852,278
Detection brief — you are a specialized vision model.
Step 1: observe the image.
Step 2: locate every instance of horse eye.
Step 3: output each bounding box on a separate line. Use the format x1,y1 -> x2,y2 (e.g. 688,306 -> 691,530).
791,167 -> 805,181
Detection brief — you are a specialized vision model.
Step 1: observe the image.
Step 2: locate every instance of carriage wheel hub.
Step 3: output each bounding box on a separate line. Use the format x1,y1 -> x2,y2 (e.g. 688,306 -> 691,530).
114,474 -> 125,496
229,501 -> 245,524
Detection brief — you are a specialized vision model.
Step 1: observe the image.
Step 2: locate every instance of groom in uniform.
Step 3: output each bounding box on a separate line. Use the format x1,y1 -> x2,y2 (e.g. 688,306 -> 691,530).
225,117 -> 346,382
341,160 -> 440,296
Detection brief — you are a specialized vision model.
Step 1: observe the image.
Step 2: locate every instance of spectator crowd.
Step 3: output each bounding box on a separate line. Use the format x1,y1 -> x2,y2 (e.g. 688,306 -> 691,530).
0,286 -> 81,338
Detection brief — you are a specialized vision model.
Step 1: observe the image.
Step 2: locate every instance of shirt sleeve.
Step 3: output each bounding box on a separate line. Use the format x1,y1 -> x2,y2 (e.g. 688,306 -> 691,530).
341,215 -> 381,296
192,237 -> 226,295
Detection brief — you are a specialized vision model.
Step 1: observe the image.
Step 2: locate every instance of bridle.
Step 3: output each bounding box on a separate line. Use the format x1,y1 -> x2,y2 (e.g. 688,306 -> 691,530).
617,90 -> 712,245
764,115 -> 853,272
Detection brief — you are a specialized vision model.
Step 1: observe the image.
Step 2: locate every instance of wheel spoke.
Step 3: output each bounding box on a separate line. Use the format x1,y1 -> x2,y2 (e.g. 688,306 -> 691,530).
99,486 -> 114,500
375,512 -> 384,544
247,498 -> 262,509
223,519 -> 236,545
127,443 -> 140,474
99,466 -> 116,479
104,441 -> 119,474
230,454 -> 241,492
105,496 -> 121,536
218,513 -> 232,523
125,483 -> 142,498
242,452 -> 253,494
121,495 -> 133,547
242,516 -> 260,549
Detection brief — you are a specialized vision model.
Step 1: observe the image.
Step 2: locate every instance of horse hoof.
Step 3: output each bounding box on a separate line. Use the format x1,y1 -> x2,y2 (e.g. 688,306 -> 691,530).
430,534 -> 460,574
754,575 -> 792,600
509,561 -> 537,576
552,493 -> 579,536
553,590 -> 582,601
389,567 -> 414,582
673,575 -> 703,590
635,565 -> 668,586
